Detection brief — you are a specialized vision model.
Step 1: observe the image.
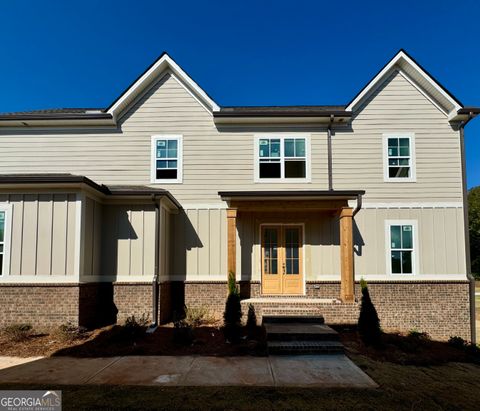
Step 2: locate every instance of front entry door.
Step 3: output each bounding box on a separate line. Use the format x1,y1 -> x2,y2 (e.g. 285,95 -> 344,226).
261,225 -> 303,295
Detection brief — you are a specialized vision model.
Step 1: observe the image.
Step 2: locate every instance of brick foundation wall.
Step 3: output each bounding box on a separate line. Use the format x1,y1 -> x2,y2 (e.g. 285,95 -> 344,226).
0,284 -> 80,328
0,280 -> 472,340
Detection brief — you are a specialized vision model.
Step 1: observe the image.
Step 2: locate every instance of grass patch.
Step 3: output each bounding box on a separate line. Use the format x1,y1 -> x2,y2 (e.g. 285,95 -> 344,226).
1,356 -> 479,410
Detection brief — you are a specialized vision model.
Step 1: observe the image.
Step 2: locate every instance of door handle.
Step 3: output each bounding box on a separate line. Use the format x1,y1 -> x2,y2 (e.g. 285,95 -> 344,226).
282,263 -> 285,275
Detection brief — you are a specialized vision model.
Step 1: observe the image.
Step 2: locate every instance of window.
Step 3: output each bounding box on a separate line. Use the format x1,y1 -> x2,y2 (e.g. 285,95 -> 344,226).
151,135 -> 182,183
386,221 -> 417,275
256,135 -> 309,181
0,211 -> 4,275
0,204 -> 11,277
383,133 -> 415,182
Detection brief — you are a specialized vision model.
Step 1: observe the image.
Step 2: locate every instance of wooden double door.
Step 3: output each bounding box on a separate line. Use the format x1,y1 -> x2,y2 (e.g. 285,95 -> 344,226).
261,225 -> 303,295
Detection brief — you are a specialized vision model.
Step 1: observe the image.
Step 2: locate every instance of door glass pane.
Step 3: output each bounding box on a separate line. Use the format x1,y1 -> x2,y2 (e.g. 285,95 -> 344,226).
390,226 -> 401,249
285,228 -> 300,275
264,229 -> 278,275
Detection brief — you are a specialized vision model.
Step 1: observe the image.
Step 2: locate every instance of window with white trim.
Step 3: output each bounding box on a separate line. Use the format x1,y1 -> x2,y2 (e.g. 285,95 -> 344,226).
388,223 -> 415,274
0,210 -> 4,276
257,136 -> 308,180
151,135 -> 182,183
383,134 -> 415,181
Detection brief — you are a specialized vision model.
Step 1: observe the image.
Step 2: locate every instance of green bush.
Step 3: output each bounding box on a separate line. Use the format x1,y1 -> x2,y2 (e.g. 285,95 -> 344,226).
358,278 -> 382,347
448,336 -> 467,349
54,321 -> 87,342
246,304 -> 257,339
172,308 -> 194,345
408,330 -> 430,341
3,324 -> 33,342
123,314 -> 149,339
184,306 -> 215,328
223,272 -> 242,343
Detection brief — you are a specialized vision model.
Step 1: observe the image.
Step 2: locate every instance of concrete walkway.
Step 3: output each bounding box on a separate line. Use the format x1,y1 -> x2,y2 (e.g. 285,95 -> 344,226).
0,355 -> 377,388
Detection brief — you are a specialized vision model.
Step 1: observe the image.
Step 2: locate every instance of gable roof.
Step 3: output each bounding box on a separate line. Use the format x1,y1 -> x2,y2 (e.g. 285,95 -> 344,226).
0,49 -> 476,127
346,49 -> 463,117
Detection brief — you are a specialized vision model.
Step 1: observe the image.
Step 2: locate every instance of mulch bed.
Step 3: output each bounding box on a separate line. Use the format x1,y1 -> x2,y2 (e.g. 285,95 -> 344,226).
0,324 -> 267,358
332,325 -> 479,366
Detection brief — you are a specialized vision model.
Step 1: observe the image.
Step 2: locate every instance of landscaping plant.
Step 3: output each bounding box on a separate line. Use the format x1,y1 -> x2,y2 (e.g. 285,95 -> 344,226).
358,278 -> 382,346
223,271 -> 242,343
246,303 -> 257,339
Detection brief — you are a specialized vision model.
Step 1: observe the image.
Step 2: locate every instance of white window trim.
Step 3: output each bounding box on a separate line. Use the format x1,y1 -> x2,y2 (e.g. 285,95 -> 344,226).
382,133 -> 416,182
254,134 -> 311,183
385,219 -> 419,276
0,203 -> 12,277
151,135 -> 183,184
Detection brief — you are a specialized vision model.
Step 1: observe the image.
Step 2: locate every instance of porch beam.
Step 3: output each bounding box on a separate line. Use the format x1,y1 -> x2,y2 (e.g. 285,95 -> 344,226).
227,208 -> 237,276
339,207 -> 355,303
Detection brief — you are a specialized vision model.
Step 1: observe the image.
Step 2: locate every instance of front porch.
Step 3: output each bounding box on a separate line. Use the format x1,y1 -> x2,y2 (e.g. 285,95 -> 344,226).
219,190 -> 365,304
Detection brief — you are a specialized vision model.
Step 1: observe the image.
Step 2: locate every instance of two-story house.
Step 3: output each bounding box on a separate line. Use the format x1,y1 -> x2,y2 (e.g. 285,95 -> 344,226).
0,50 -> 477,341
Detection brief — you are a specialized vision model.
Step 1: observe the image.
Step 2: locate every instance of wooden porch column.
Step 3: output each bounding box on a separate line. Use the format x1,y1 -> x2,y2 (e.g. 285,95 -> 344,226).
227,208 -> 237,276
339,207 -> 355,303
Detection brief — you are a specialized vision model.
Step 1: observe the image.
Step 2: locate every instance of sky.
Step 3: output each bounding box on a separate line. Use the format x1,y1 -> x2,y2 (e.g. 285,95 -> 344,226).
0,0 -> 479,187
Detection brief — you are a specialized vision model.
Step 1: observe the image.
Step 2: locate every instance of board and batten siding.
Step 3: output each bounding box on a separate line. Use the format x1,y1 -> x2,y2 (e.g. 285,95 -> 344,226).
173,207 -> 466,282
0,193 -> 76,276
0,69 -> 463,204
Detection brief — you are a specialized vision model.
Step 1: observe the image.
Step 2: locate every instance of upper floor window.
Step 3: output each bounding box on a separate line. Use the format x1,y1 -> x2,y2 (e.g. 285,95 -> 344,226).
386,220 -> 417,275
151,135 -> 183,183
383,133 -> 416,182
255,135 -> 310,182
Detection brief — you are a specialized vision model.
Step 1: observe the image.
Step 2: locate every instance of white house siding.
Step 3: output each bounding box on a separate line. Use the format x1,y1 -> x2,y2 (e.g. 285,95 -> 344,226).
0,65 -> 467,283
0,193 -> 76,277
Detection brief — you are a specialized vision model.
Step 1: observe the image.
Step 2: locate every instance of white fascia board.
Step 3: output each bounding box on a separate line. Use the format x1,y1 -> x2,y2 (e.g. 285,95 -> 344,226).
346,51 -> 462,114
107,54 -> 220,120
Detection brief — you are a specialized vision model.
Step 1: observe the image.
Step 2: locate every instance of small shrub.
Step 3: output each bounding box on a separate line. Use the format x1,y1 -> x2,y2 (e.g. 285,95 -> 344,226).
246,304 -> 257,339
173,309 -> 194,345
184,306 -> 215,328
3,324 -> 32,342
224,271 -> 242,343
448,336 -> 467,349
54,321 -> 87,342
358,278 -> 382,347
123,314 -> 149,340
408,330 -> 430,341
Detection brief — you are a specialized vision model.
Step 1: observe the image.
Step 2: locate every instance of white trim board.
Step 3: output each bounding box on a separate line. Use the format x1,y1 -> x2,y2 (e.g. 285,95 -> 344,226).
349,201 -> 463,209
0,203 -> 13,277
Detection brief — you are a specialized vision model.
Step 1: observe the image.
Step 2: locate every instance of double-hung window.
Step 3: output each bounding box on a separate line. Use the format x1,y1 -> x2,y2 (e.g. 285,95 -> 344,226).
151,135 -> 183,183
383,133 -> 415,182
0,204 -> 11,276
386,221 -> 417,275
256,135 -> 309,181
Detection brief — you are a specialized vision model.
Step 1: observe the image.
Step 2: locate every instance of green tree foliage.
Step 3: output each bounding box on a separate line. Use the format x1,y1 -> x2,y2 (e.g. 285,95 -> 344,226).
358,278 -> 382,347
224,272 -> 242,343
468,187 -> 480,278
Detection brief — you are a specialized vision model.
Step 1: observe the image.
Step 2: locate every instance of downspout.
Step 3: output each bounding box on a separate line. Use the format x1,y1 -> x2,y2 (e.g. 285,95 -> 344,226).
147,194 -> 160,333
459,112 -> 476,343
353,193 -> 363,217
327,114 -> 334,191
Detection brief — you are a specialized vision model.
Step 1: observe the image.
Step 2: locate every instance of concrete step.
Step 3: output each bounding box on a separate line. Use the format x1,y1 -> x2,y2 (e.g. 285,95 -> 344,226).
263,315 -> 325,324
265,323 -> 340,342
268,340 -> 344,355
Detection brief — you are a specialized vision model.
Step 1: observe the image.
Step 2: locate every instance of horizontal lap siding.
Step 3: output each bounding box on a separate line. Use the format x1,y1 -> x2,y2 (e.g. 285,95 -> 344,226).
0,70 -> 463,204
333,71 -> 462,202
6,193 -> 76,276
